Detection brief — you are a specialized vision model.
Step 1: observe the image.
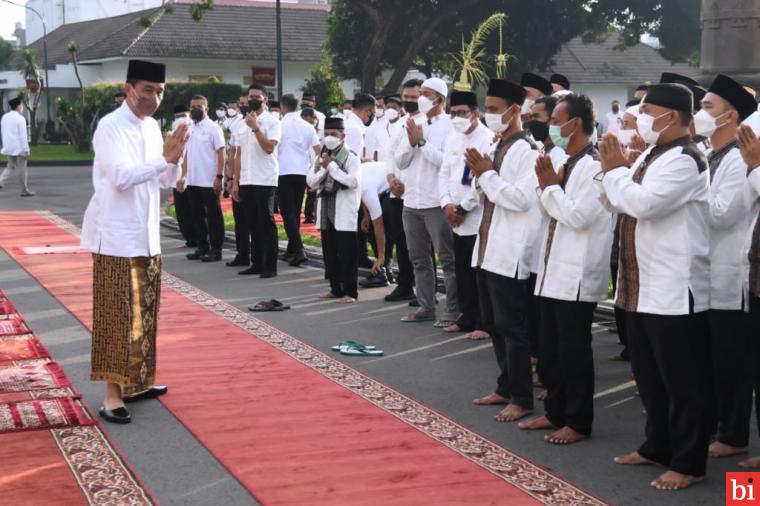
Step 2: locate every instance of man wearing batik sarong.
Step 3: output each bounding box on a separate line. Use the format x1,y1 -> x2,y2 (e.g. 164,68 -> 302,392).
81,60 -> 188,424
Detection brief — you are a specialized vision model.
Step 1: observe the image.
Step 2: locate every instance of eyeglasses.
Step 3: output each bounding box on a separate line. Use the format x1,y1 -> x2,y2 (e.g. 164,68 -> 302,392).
450,110 -> 473,119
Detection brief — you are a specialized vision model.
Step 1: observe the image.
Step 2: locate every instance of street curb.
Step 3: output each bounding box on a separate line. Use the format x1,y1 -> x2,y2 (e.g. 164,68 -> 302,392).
0,160 -> 92,168
159,215 -> 616,318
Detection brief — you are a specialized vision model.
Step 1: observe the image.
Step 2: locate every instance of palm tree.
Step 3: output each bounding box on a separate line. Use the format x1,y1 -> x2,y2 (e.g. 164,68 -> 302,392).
18,49 -> 43,145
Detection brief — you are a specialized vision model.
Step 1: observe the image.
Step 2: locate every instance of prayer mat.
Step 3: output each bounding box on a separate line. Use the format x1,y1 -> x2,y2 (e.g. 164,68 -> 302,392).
13,245 -> 90,255
0,299 -> 17,315
0,334 -> 50,362
0,361 -> 71,393
0,318 -> 30,336
0,397 -> 94,434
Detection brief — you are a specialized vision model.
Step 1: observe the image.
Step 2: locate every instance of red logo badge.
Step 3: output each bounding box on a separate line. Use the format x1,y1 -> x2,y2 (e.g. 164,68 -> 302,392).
727,473 -> 760,505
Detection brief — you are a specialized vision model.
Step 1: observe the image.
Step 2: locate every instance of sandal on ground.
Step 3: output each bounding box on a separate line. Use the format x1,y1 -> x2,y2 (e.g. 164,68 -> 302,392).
331,340 -> 377,352
338,342 -> 384,356
400,312 -> 435,323
434,319 -> 458,329
248,299 -> 291,312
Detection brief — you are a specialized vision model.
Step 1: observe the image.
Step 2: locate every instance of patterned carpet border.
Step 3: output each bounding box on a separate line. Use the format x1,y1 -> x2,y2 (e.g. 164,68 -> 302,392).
38,210 -> 609,506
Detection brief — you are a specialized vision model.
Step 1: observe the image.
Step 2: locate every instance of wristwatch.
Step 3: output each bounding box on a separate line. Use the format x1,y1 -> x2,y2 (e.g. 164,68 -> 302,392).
251,127 -> 260,133
416,139 -> 427,148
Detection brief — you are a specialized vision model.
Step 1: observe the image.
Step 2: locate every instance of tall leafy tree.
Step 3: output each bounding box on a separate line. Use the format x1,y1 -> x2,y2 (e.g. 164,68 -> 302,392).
0,37 -> 15,71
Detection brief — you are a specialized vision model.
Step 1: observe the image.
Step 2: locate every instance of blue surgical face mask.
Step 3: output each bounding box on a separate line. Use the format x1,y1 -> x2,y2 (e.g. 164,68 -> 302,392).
548,118 -> 577,150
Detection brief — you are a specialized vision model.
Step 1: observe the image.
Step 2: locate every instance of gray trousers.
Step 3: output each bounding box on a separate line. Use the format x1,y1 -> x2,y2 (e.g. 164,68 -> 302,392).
402,206 -> 458,316
0,155 -> 30,193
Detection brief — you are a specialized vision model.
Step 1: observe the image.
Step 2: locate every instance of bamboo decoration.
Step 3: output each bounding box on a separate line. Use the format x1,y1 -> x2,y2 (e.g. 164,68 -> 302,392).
452,12 -> 507,92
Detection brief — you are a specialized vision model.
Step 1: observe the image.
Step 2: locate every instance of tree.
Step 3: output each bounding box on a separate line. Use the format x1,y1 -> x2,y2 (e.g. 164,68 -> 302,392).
56,42 -> 95,152
0,37 -> 15,71
301,55 -> 345,113
18,49 -> 44,145
327,0 -> 702,94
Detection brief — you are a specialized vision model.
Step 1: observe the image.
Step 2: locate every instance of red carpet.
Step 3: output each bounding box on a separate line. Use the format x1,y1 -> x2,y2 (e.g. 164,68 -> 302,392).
0,211 -> 608,506
0,266 -> 155,505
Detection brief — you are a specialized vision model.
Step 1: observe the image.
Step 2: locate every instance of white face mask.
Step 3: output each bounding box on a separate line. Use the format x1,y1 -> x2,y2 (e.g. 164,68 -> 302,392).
637,111 -> 672,145
418,95 -> 436,114
694,109 -> 729,138
451,116 -> 474,134
521,98 -> 535,116
324,135 -> 342,151
485,109 -> 512,133
215,109 -> 225,119
172,116 -> 192,132
375,108 -> 385,119
616,128 -> 637,146
227,108 -> 237,117
385,108 -> 399,122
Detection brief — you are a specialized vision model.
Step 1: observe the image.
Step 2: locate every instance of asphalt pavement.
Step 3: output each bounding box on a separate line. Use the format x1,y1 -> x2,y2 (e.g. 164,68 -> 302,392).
0,164 -> 747,505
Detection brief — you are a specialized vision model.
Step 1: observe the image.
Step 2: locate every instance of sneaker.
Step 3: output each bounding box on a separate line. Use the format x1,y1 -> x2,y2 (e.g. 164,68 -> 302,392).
200,248 -> 222,262
359,269 -> 389,288
358,257 -> 374,269
20,191 -> 36,197
384,286 -> 415,302
288,251 -> 308,267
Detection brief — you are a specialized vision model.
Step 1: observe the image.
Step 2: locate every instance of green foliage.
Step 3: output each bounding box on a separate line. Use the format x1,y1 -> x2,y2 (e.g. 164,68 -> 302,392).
0,37 -> 15,71
301,56 -> 345,112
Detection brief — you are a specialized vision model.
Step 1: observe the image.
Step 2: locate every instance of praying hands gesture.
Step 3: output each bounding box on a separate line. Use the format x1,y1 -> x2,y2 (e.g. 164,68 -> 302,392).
535,155 -> 562,190
737,124 -> 760,172
163,123 -> 189,165
598,133 -> 629,173
463,147 -> 493,178
406,118 -> 423,147
320,153 -> 332,169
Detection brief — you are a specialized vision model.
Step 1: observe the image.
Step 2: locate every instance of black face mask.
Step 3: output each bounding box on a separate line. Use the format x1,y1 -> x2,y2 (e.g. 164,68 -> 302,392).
240,106 -> 251,116
250,99 -> 263,112
526,120 -> 549,142
190,108 -> 204,123
363,113 -> 374,127
403,101 -> 419,114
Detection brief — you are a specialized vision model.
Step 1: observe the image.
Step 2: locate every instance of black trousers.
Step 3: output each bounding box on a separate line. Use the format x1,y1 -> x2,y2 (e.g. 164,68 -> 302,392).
610,263 -> 630,359
357,206 -> 371,262
477,269 -> 533,409
709,309 -> 753,448
383,197 -> 414,292
365,192 -> 394,268
626,309 -> 710,477
453,234 -> 480,331
277,174 -> 306,254
231,197 -> 248,259
751,295 -> 760,438
321,223 -> 358,298
527,273 -> 540,358
173,188 -> 196,244
186,186 -> 224,250
538,297 -> 597,435
304,188 -> 317,221
239,185 -> 278,274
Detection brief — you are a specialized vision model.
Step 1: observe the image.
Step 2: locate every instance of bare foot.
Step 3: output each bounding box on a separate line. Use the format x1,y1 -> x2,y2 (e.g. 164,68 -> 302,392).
544,426 -> 588,445
518,415 -> 557,430
320,291 -> 339,299
495,403 -> 533,422
338,296 -> 357,304
738,456 -> 760,468
530,357 -> 538,366
709,441 -> 747,458
473,393 -> 509,406
443,323 -> 462,333
533,378 -> 544,388
614,452 -> 654,465
537,390 -> 548,401
651,470 -> 704,490
464,330 -> 490,340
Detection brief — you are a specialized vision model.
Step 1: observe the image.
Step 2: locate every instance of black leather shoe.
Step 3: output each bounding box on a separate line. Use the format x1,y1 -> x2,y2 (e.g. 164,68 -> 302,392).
186,248 -> 208,260
99,406 -> 131,424
200,248 -> 222,262
359,269 -> 389,288
279,252 -> 294,262
184,241 -> 198,248
260,271 -> 277,279
226,256 -> 249,267
239,266 -> 261,275
123,385 -> 168,403
384,286 -> 415,302
288,251 -> 308,266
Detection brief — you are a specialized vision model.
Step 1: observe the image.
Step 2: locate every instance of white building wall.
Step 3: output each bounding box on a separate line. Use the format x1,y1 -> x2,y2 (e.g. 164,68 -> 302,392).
569,84 -> 631,131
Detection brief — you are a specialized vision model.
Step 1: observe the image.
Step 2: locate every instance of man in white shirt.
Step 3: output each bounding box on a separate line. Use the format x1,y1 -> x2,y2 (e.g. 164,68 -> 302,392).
439,91 -> 492,339
519,93 -> 613,445
694,75 -> 757,460
226,92 -> 251,267
231,83 -> 282,278
80,60 -> 188,424
0,97 -> 33,196
169,104 -> 196,248
301,93 -> 325,140
277,94 -> 320,266
599,83 -> 710,490
178,94 -> 226,262
464,79 -> 540,423
358,161 -> 391,284
307,117 -> 362,303
395,77 -> 457,324
605,101 -> 623,135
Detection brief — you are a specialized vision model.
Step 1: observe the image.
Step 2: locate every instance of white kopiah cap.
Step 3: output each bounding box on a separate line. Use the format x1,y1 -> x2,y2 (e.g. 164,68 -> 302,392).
421,77 -> 448,98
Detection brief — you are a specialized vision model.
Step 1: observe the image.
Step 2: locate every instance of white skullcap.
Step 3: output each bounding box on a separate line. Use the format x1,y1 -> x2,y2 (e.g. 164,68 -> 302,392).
552,89 -> 572,98
421,77 -> 448,98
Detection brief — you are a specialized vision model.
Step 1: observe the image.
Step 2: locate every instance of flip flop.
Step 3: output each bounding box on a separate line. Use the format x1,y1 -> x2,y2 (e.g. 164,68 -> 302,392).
400,313 -> 435,323
338,342 -> 384,356
248,299 -> 291,312
433,319 -> 457,329
331,340 -> 377,352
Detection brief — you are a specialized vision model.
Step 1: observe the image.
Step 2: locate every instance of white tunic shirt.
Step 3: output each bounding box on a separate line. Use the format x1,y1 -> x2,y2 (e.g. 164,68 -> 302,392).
344,111 -> 366,157
531,145 -> 569,273
0,110 -> 29,156
601,140 -> 710,315
384,115 -> 413,199
81,103 -> 179,258
439,122 -> 494,236
306,146 -> 362,232
394,112 -> 453,209
278,112 -> 319,177
471,136 -> 541,280
185,117 -> 225,188
706,146 -> 752,310
360,161 -> 390,220
743,168 -> 760,300
236,112 -> 281,186
535,152 -> 613,302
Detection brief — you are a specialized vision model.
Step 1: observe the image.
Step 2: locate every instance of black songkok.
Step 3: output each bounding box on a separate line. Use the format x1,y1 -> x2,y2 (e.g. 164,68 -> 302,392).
643,83 -> 694,114
324,117 -> 345,130
487,79 -> 527,106
707,74 -> 758,122
126,60 -> 166,83
520,73 -> 552,96
550,73 -> 570,90
449,91 -> 478,108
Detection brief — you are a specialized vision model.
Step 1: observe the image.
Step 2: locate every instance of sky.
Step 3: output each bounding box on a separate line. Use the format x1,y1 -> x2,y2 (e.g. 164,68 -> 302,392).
0,0 -> 26,42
